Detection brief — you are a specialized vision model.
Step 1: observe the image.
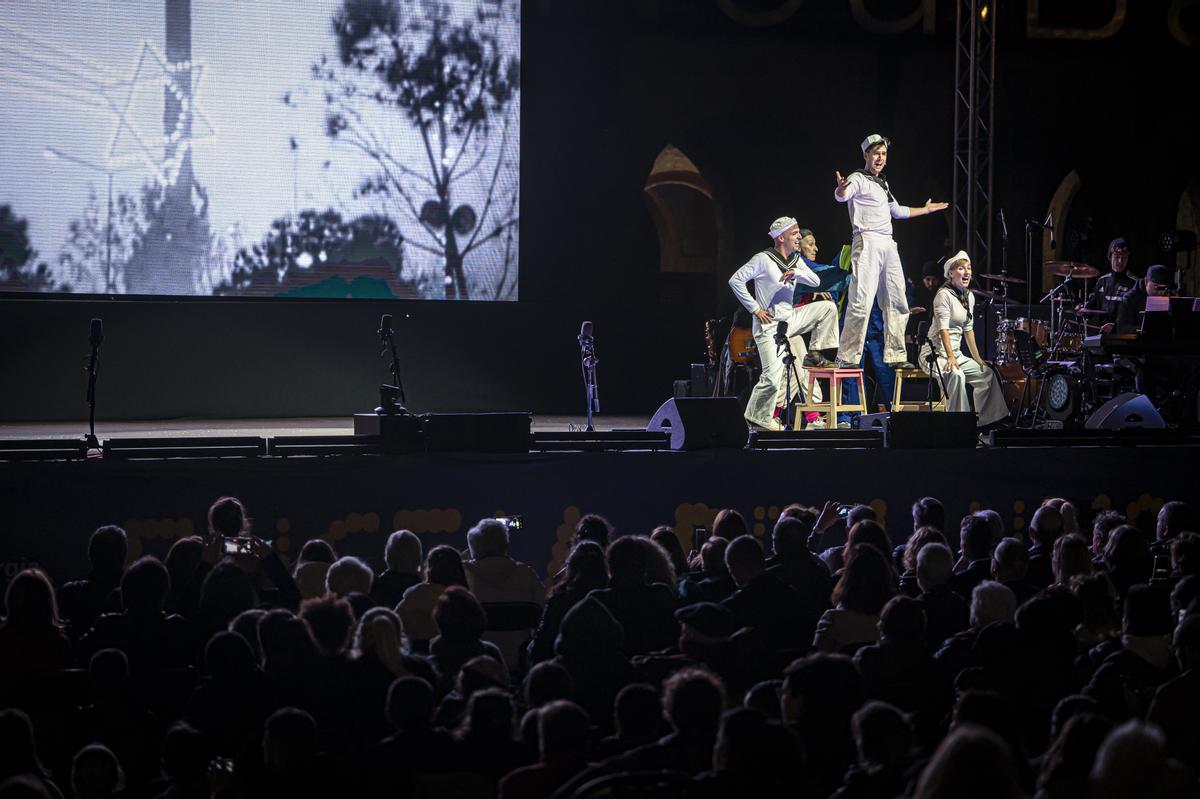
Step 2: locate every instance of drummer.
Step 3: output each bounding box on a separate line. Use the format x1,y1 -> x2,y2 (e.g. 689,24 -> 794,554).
918,250 -> 1010,428
1078,237 -> 1137,324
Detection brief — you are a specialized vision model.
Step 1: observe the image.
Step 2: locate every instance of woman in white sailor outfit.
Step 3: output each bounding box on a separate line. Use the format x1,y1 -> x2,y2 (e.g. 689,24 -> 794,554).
918,251 -> 1010,428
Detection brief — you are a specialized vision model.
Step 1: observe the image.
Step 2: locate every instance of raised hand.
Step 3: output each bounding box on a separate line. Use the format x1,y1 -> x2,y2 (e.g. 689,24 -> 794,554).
835,171 -> 848,193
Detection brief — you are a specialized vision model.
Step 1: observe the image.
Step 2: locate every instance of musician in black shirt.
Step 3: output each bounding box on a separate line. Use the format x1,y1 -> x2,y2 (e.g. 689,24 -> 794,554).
1080,237 -> 1137,324
1108,264 -> 1175,333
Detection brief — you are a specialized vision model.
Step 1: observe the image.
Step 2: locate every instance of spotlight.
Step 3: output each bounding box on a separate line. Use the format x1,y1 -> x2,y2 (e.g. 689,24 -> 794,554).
1159,230 -> 1197,253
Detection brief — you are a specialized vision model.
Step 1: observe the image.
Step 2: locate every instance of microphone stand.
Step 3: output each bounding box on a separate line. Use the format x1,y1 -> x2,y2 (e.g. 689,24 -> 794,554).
1024,219 -> 1035,323
85,335 -> 101,452
774,322 -> 805,430
922,327 -> 951,412
992,210 -> 1009,361
579,335 -> 599,432
376,322 -> 411,416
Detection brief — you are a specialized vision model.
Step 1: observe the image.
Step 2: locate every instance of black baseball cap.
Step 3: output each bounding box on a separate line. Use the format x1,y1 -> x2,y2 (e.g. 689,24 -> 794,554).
1146,264 -> 1174,286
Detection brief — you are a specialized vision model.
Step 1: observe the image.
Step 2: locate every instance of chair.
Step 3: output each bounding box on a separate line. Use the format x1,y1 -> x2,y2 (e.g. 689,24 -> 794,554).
480,601 -> 543,632
892,367 -> 946,411
791,367 -> 867,428
480,601 -> 543,678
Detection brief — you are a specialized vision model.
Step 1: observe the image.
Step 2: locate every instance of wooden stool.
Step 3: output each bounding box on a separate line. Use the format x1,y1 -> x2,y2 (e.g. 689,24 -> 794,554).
892,367 -> 946,412
791,367 -> 867,429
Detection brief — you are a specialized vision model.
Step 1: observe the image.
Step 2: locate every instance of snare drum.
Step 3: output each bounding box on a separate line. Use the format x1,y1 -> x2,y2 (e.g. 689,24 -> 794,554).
1054,332 -> 1083,354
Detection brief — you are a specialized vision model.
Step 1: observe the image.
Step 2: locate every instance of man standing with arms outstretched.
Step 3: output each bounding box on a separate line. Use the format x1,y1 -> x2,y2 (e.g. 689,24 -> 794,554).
834,134 -> 949,368
729,216 -> 837,430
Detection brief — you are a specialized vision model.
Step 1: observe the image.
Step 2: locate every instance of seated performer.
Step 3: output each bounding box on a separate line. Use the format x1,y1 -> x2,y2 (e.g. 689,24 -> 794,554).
917,251 -> 1009,428
729,217 -> 839,430
1107,264 -> 1175,334
793,228 -> 851,428
1079,237 -> 1137,326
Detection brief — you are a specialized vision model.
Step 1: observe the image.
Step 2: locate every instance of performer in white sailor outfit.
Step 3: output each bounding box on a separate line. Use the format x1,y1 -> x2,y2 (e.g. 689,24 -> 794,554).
917,251 -> 1010,428
834,134 -> 949,368
729,217 -> 840,430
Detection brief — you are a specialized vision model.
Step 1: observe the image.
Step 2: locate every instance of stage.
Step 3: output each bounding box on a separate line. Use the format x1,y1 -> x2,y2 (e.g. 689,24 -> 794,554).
0,415 -> 654,440
1,414 -> 1193,590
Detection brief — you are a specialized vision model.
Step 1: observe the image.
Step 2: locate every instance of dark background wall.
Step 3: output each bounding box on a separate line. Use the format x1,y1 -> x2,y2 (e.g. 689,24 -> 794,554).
3,0 -> 1198,421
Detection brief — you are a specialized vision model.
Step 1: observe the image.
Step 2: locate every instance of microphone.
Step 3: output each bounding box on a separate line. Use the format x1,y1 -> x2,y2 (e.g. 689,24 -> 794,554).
774,319 -> 789,346
1044,211 -> 1056,249
377,314 -> 393,341
578,321 -> 594,350
89,318 -> 104,348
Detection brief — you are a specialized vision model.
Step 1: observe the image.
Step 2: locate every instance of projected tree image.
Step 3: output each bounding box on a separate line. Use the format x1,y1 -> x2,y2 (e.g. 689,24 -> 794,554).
0,0 -> 520,300
311,0 -> 520,300
0,205 -> 58,291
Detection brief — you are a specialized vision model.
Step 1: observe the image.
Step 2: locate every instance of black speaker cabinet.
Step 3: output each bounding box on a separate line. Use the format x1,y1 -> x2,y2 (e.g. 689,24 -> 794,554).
647,397 -> 747,450
421,412 -> 532,452
1084,393 -> 1166,430
860,411 -> 978,448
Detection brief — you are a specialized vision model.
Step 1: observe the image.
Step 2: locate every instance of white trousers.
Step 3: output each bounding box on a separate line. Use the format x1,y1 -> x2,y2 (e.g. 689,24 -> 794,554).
837,233 -> 909,364
745,301 -> 840,425
919,348 -> 1010,428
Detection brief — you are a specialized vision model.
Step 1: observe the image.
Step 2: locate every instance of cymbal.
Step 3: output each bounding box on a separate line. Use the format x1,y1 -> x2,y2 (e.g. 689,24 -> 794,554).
971,287 -> 1006,303
1045,260 -> 1100,279
978,273 -> 1025,284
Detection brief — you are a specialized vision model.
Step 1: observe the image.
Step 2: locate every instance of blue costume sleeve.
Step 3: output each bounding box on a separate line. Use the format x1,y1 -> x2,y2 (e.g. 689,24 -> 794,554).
793,254 -> 852,304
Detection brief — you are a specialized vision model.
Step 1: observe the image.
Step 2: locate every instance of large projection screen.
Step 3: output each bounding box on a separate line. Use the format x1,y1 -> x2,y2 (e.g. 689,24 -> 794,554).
0,0 -> 519,300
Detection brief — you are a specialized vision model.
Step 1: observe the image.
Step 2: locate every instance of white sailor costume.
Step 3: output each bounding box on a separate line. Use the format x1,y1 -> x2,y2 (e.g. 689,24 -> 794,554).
729,249 -> 839,428
918,285 -> 1010,428
834,170 -> 911,365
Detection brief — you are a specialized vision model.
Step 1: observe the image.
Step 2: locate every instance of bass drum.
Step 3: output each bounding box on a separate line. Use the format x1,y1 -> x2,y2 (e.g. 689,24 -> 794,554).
994,361 -> 1038,413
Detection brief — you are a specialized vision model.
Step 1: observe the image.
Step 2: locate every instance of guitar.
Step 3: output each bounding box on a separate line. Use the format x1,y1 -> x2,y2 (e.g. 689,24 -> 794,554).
727,325 -> 757,364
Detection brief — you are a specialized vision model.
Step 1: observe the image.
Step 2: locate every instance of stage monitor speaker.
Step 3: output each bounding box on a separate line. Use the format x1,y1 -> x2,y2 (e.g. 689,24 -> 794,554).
1084,393 -> 1166,430
421,412 -> 532,453
861,411 -> 978,448
647,397 -> 747,450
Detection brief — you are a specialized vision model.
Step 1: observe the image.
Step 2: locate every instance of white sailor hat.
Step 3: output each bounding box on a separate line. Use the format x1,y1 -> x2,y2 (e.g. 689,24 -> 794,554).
767,216 -> 799,240
944,250 -> 971,277
861,134 -> 891,154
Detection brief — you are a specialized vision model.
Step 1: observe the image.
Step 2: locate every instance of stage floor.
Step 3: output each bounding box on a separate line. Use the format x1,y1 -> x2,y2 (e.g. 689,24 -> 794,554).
0,415 -> 654,439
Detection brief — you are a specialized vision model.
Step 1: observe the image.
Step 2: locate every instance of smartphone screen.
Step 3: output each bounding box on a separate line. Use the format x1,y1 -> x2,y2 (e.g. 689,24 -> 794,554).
223,537 -> 252,555
692,524 -> 710,552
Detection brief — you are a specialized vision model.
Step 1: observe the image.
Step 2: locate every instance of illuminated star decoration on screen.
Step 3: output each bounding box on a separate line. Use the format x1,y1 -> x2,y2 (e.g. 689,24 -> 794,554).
0,20 -> 214,181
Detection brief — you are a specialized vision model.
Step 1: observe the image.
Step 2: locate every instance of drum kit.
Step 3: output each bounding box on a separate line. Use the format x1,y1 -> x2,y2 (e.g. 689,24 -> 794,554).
972,260 -> 1104,425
